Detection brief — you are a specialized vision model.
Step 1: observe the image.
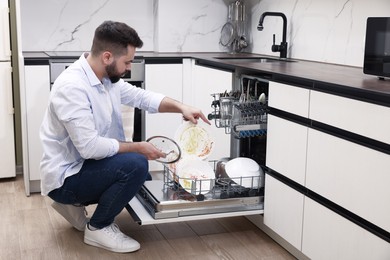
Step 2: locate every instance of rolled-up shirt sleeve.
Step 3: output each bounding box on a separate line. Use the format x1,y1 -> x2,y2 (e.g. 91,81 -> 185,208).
119,81 -> 165,113
51,83 -> 119,160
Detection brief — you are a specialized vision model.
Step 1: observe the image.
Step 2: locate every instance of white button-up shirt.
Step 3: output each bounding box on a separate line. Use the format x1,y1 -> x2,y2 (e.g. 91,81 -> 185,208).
39,53 -> 165,195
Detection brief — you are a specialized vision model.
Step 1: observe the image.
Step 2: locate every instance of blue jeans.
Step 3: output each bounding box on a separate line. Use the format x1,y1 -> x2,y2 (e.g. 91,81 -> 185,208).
48,152 -> 150,229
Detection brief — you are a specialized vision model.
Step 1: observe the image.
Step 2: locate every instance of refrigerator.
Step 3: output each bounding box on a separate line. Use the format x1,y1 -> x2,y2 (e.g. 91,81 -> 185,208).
0,0 -> 16,178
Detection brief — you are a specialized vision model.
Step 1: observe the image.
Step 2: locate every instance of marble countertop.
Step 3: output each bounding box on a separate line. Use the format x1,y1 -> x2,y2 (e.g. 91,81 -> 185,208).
23,51 -> 390,106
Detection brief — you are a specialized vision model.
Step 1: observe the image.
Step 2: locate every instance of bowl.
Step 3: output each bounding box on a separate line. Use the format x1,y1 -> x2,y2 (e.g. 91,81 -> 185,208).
224,157 -> 264,188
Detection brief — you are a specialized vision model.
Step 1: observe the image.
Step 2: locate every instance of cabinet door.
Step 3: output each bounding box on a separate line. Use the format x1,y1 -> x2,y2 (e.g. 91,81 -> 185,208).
24,65 -> 50,181
268,81 -> 310,118
306,128 -> 390,233
145,63 -> 183,171
0,0 -> 11,61
264,174 -> 304,250
0,62 -> 15,178
191,64 -> 232,160
266,115 -> 308,185
310,91 -> 390,144
302,197 -> 390,260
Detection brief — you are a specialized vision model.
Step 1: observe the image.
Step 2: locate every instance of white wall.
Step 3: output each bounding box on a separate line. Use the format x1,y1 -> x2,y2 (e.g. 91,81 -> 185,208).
20,0 -> 389,67
19,0 -> 227,53
247,0 -> 390,67
20,0 -> 155,51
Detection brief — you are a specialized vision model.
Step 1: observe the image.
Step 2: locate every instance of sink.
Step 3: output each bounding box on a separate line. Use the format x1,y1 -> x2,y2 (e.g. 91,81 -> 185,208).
214,57 -> 296,63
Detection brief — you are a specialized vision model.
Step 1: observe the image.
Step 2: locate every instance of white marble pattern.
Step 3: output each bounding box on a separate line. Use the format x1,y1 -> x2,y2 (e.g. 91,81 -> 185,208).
20,0 -> 390,66
248,0 -> 390,66
154,0 -> 227,52
20,0 -> 154,51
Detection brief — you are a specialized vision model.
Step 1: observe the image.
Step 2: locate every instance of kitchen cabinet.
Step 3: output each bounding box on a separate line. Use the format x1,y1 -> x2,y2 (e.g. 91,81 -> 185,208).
146,59 -> 233,164
266,81 -> 309,185
262,81 -> 309,253
0,62 -> 16,178
302,197 -> 390,260
306,123 -> 390,233
22,65 -> 50,194
266,115 -> 308,185
145,62 -> 184,171
309,91 -> 390,144
263,175 -> 304,250
0,0 -> 15,179
190,62 -> 233,161
268,81 -> 310,118
261,79 -> 390,259
0,0 -> 11,61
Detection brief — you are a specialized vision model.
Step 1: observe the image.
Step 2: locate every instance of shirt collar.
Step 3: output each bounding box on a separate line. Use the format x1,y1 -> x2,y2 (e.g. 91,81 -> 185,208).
79,52 -> 103,87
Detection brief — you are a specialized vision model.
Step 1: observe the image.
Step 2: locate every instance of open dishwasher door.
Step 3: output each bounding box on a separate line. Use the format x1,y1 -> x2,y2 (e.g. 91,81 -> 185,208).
126,162 -> 264,225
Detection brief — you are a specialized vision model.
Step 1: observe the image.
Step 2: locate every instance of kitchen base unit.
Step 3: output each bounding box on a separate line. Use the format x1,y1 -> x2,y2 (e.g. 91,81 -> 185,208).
0,62 -> 16,178
20,64 -> 50,195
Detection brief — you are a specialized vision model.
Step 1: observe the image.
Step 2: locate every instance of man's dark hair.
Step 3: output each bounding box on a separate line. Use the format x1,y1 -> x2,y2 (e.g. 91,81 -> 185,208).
91,20 -> 143,57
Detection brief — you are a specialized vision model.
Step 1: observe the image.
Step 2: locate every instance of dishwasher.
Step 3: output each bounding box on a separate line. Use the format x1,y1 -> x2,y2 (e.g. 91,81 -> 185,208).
127,73 -> 269,225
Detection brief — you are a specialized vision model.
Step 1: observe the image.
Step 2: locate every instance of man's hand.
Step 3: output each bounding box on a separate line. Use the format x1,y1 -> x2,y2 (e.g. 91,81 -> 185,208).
118,141 -> 165,160
181,106 -> 210,125
158,97 -> 210,125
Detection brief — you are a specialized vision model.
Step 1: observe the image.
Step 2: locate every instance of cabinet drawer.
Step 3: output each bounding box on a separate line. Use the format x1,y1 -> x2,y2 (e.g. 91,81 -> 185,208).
268,81 -> 310,117
266,115 -> 308,185
264,175 -> 304,250
309,91 -> 390,144
302,197 -> 390,260
306,128 -> 390,232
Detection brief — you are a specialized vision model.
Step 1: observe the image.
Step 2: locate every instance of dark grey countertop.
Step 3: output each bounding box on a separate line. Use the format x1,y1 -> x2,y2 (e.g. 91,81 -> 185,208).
23,51 -> 390,106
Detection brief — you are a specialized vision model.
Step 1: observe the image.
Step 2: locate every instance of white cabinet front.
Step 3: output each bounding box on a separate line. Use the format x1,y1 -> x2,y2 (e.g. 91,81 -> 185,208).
191,64 -> 232,161
266,115 -> 308,185
264,174 -> 304,250
310,90 -> 390,144
145,63 -> 184,171
0,0 -> 11,61
24,65 -> 50,184
302,197 -> 390,260
0,62 -> 15,178
268,81 -> 310,118
306,128 -> 390,233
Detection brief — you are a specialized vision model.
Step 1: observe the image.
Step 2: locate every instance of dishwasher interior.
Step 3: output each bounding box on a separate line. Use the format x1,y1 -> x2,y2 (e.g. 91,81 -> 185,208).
129,73 -> 269,222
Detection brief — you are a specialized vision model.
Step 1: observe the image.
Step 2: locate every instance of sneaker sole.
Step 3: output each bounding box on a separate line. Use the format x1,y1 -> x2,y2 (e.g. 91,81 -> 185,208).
84,237 -> 141,253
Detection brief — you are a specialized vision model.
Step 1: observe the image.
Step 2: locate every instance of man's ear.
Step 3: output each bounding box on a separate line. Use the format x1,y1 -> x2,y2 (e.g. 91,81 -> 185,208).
102,51 -> 113,65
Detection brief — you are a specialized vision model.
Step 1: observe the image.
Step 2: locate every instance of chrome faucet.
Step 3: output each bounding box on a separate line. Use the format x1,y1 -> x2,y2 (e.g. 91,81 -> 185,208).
257,12 -> 288,59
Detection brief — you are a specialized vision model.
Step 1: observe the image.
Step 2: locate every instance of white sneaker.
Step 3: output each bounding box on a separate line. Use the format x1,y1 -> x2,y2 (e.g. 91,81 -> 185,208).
84,223 -> 140,253
51,201 -> 89,231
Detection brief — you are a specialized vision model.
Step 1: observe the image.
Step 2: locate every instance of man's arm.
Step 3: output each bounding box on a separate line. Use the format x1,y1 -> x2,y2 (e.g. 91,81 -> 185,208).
158,97 -> 210,125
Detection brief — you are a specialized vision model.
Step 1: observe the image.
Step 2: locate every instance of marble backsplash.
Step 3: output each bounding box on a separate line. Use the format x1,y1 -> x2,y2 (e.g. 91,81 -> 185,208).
20,0 -> 389,67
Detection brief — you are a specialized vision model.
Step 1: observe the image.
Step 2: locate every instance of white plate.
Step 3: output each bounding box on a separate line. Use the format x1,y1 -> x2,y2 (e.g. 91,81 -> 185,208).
224,157 -> 263,188
174,121 -> 214,160
176,157 -> 215,194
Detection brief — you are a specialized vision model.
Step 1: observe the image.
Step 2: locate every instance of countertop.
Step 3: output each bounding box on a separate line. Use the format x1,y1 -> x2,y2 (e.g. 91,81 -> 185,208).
23,51 -> 390,106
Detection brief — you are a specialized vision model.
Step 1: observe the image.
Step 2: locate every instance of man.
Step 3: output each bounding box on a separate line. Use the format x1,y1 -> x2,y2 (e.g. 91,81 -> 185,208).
40,20 -> 209,253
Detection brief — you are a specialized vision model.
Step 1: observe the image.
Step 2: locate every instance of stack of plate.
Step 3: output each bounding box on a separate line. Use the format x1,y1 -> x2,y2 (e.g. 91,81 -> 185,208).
173,121 -> 215,194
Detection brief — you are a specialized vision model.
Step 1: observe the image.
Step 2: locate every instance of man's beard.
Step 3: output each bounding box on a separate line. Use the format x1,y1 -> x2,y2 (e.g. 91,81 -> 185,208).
106,61 -> 123,83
